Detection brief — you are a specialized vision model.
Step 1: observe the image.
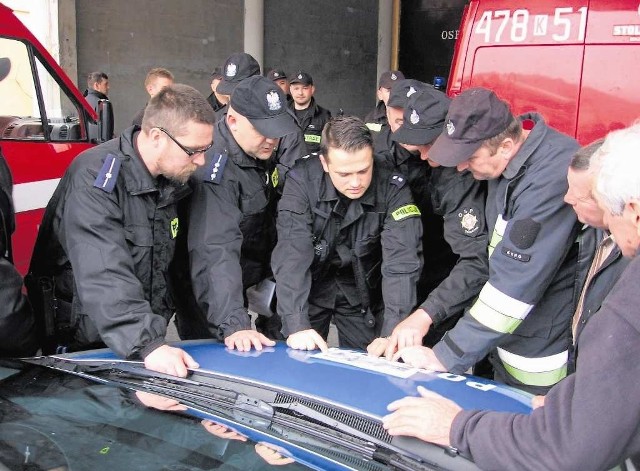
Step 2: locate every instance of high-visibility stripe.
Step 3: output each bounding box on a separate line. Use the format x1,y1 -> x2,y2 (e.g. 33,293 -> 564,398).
498,347 -> 568,387
469,282 -> 533,333
366,123 -> 382,132
488,214 -> 508,257
13,178 -> 60,213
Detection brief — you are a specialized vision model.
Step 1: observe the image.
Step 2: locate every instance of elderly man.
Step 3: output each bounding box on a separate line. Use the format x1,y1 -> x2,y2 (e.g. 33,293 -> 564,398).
383,123 -> 640,471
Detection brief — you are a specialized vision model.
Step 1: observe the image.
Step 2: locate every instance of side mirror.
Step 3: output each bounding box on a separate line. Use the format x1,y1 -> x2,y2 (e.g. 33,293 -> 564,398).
97,99 -> 114,142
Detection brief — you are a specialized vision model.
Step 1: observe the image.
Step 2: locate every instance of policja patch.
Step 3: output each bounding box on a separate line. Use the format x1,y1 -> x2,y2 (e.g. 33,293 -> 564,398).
93,154 -> 121,193
392,204 -> 421,221
458,207 -> 480,235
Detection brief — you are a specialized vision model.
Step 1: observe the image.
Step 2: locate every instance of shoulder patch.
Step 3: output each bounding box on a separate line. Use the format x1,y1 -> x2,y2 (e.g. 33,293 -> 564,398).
206,153 -> 228,184
392,204 -> 421,221
93,153 -> 121,193
390,174 -> 406,188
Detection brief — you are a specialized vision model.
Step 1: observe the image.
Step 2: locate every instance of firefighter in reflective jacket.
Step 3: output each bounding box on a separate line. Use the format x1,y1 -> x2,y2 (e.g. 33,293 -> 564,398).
393,88 -> 581,394
272,116 -> 423,351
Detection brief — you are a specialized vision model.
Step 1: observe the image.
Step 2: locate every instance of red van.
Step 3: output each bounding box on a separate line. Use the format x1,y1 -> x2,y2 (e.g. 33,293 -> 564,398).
0,4 -> 109,274
448,0 -> 640,144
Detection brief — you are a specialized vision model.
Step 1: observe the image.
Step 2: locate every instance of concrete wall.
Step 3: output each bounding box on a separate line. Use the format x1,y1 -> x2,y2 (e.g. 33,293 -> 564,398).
74,0 -> 243,134
264,0 -> 379,118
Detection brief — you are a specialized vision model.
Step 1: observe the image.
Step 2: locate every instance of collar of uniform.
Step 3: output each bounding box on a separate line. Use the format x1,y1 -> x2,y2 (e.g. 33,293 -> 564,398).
217,119 -> 263,169
502,112 -> 547,180
118,126 -> 163,194
87,89 -> 108,100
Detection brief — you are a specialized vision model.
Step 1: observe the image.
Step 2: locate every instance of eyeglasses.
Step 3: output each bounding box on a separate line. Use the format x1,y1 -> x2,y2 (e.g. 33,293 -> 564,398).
156,127 -> 213,157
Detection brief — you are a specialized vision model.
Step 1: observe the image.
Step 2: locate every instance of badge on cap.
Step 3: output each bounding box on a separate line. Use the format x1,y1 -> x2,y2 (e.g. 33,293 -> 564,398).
407,86 -> 417,97
297,73 -> 303,80
446,120 -> 455,136
267,90 -> 282,111
226,63 -> 237,78
391,73 -> 397,80
410,109 -> 420,125
273,72 -> 280,77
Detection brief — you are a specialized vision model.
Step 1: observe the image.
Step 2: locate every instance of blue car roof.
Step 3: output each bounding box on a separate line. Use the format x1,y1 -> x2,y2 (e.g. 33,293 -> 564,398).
69,340 -> 532,418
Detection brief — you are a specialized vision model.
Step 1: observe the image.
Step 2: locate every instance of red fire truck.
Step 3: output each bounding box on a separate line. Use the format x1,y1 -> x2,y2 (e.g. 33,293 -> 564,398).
0,3 -> 109,275
448,0 -> 640,144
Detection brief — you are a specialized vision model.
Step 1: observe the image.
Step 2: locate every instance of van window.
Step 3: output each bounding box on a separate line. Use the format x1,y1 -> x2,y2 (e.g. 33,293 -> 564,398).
0,37 -> 85,141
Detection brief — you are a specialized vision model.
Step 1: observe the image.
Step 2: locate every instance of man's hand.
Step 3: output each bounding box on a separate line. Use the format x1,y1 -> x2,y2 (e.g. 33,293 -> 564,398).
201,419 -> 247,441
224,329 -> 276,352
382,308 -> 433,360
286,329 -> 328,352
367,337 -> 390,357
135,391 -> 187,411
383,386 -> 462,447
393,346 -> 447,371
255,443 -> 295,466
144,344 -> 199,377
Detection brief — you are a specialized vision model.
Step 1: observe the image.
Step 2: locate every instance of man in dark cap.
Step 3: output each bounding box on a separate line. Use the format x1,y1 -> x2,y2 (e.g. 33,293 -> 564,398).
214,52 -> 262,120
267,68 -> 290,97
288,71 -> 331,155
368,88 -> 489,357
390,87 -> 581,394
364,70 -> 405,133
207,66 -> 226,112
187,76 -> 300,352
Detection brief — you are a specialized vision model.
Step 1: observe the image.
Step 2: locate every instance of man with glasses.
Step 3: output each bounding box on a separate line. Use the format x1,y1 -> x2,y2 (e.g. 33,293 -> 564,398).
186,75 -> 298,352
28,84 -> 214,377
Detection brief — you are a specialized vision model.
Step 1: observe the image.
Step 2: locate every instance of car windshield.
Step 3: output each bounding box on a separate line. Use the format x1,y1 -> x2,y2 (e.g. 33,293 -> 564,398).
0,360 -> 314,471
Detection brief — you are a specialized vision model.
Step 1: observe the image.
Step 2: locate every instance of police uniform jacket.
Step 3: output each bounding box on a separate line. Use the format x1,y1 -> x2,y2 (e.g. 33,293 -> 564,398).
364,100 -> 388,133
44,126 -> 190,359
433,114 -> 581,390
377,127 -> 461,299
272,155 -> 423,337
451,253 -> 640,471
290,98 -> 331,154
188,119 -> 278,338
569,226 -> 628,373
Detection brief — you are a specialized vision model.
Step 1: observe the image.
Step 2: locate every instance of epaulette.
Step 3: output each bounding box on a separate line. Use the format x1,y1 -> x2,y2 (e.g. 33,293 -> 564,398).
206,152 -> 228,184
389,173 -> 407,188
93,153 -> 121,193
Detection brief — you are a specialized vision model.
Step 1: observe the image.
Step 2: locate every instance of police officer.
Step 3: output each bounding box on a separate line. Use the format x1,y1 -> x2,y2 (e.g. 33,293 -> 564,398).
272,116 -> 423,351
188,75 -> 299,352
288,71 -> 331,155
368,88 -> 489,357
374,81 -> 463,328
0,147 -> 37,357
364,70 -> 404,133
392,88 -> 580,394
214,53 -> 262,121
28,84 -> 214,377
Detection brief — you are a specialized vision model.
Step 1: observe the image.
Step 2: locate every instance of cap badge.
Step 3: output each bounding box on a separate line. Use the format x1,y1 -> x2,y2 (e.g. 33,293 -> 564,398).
391,73 -> 397,80
267,90 -> 282,111
410,109 -> 420,125
226,63 -> 237,78
273,72 -> 279,77
297,73 -> 303,80
446,120 -> 455,136
407,86 -> 417,97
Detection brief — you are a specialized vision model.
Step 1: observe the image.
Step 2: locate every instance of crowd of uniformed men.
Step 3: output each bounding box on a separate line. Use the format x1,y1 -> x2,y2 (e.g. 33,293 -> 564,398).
1,50 -> 639,469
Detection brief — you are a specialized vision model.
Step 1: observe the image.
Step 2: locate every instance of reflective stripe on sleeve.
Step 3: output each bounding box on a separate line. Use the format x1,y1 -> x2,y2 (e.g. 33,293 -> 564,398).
488,214 -> 508,257
497,347 -> 568,387
469,282 -> 533,333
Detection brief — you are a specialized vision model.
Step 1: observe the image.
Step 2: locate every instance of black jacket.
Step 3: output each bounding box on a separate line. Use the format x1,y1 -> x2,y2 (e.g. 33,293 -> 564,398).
272,155 -> 423,337
290,98 -> 331,154
364,100 -> 388,131
29,126 -> 191,359
187,119 -> 278,338
85,89 -> 115,138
